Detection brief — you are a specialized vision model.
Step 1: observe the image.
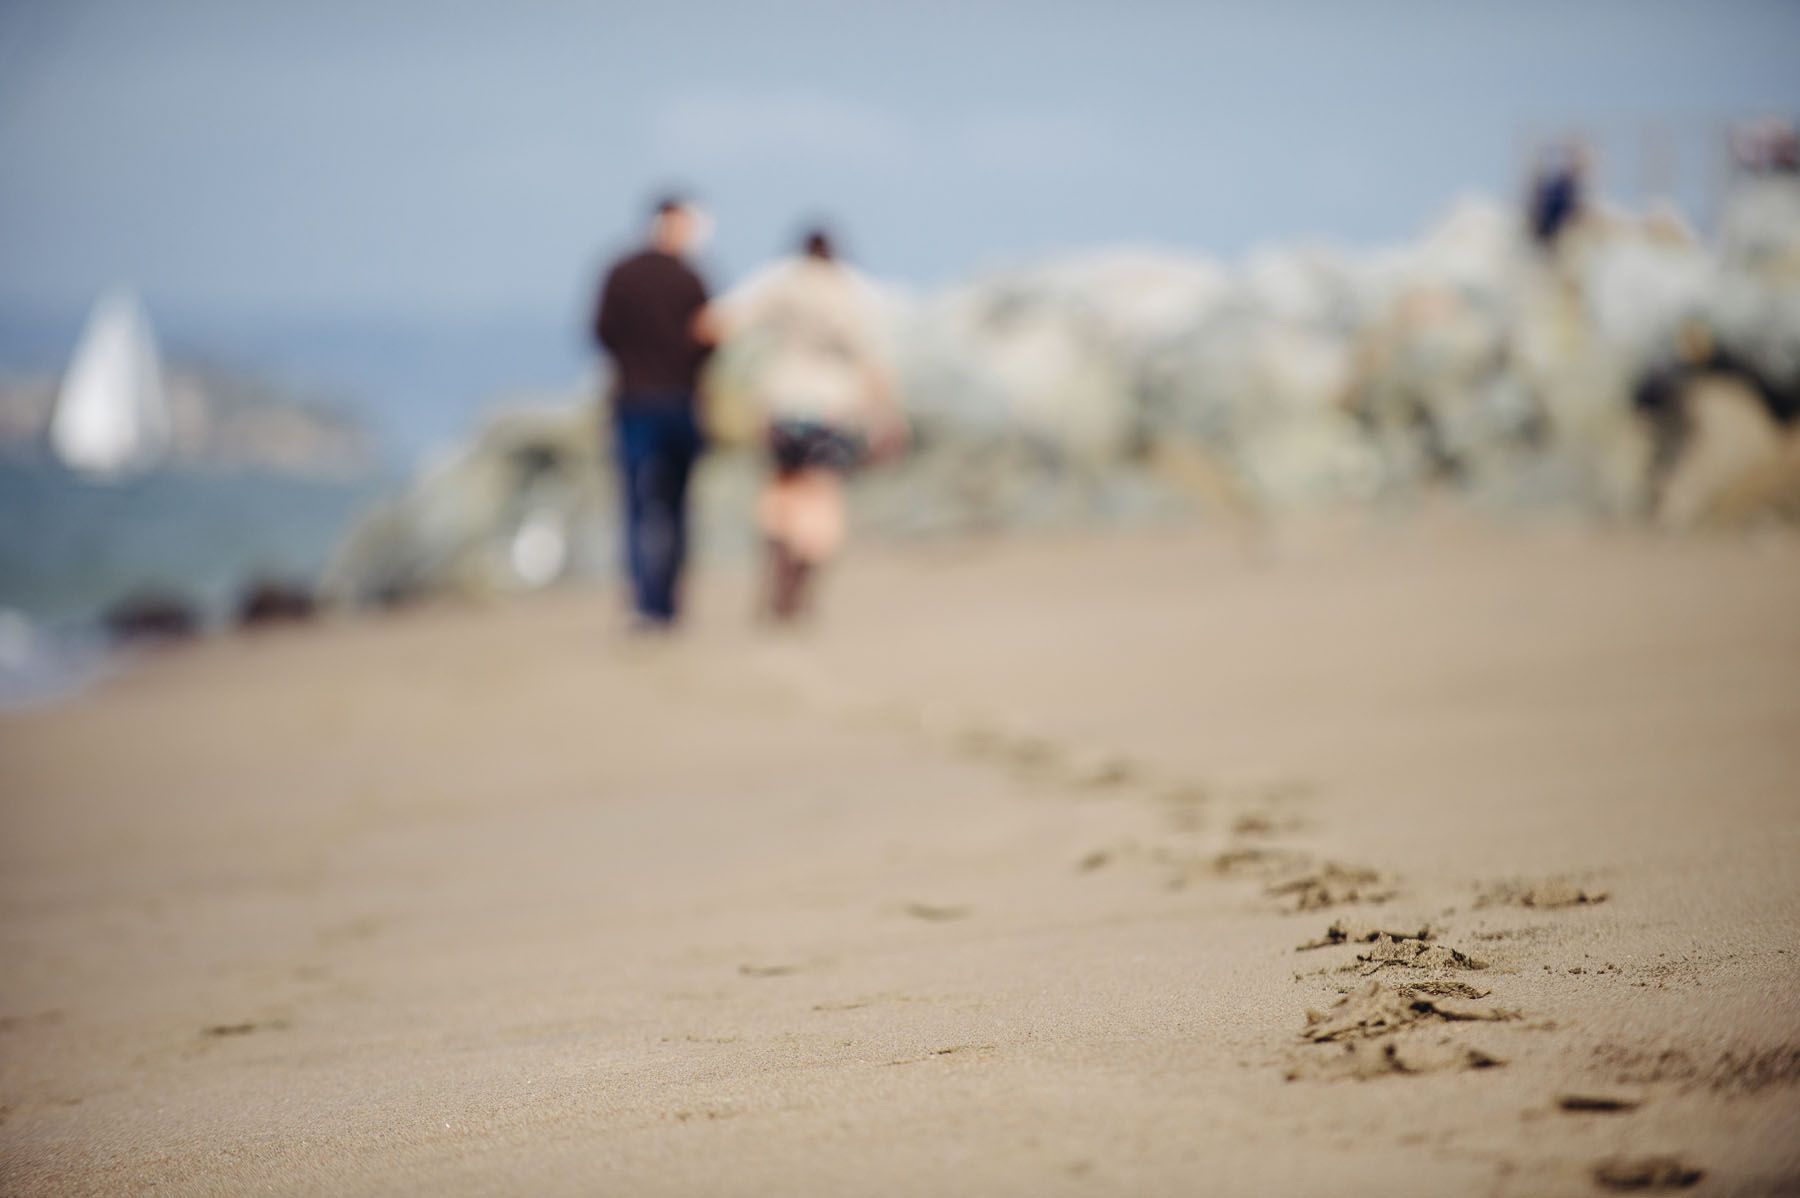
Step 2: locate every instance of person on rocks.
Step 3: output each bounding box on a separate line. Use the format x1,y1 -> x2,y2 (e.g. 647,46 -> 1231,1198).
1528,140 -> 1589,250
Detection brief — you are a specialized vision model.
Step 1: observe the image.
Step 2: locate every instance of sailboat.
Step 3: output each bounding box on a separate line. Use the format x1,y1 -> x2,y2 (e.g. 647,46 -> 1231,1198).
49,288 -> 171,479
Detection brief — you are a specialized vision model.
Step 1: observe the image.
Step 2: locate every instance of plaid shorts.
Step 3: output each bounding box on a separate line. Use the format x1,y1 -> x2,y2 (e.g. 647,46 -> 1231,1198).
768,419 -> 864,477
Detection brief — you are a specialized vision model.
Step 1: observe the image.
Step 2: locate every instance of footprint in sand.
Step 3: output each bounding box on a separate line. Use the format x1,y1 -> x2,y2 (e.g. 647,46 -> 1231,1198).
1061,748 -> 1141,790
944,715 -> 1055,770
1074,839 -> 1204,879
1155,775 -> 1314,837
1222,779 -> 1314,838
812,998 -> 876,1012
1300,980 -> 1519,1043
1267,863 -> 1398,911
1077,843 -> 1133,872
1555,1092 -> 1642,1113
1078,838 -> 1398,916
883,1042 -> 997,1067
1477,879 -> 1609,909
1591,1154 -> 1703,1191
1160,786 -> 1209,832
996,734 -> 1143,795
0,1010 -> 64,1034
1293,924 -> 1497,989
1591,1041 -> 1800,1096
1288,1036 -> 1505,1082
1296,918 -> 1433,950
316,914 -> 385,945
1231,812 -> 1288,837
1156,844 -> 1316,892
1351,934 -> 1490,976
812,993 -> 966,1013
899,902 -> 972,923
927,704 -> 1157,797
1285,979 -> 1519,1081
200,1018 -> 289,1038
1077,841 -> 1312,892
738,963 -> 802,978
1391,978 -> 1492,1000
1209,845 -> 1314,879
1468,925 -> 1554,944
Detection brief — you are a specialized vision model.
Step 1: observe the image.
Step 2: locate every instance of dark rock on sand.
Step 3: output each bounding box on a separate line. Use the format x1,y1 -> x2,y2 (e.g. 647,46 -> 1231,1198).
237,580 -> 316,628
104,593 -> 200,643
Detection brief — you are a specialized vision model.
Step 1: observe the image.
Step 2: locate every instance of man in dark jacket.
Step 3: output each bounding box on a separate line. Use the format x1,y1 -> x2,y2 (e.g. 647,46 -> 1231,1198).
593,196 -> 714,626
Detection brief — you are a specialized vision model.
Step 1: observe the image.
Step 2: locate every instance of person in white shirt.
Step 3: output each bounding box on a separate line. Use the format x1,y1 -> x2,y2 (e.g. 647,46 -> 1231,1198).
709,227 -> 907,621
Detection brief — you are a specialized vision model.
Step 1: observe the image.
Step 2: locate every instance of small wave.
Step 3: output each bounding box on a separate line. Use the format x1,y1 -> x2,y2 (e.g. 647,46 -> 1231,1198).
0,609 -> 112,712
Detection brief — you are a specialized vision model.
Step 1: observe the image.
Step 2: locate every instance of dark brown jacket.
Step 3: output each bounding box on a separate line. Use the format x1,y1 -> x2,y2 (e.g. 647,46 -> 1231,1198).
593,249 -> 710,400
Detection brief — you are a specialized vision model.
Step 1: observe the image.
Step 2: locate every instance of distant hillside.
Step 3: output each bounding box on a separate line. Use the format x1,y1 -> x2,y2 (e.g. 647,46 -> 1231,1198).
0,359 -> 375,478
0,305 -> 592,468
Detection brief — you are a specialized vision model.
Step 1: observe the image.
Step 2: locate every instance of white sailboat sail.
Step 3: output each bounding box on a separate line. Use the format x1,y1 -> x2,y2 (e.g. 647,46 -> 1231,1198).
49,289 -> 171,478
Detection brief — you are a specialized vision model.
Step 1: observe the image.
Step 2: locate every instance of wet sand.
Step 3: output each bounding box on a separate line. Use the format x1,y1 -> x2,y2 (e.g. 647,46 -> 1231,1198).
2,510 -> 1798,1195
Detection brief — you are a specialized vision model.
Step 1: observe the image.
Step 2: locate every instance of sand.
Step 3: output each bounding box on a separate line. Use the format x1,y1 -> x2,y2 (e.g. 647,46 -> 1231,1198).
2,509 -> 1798,1195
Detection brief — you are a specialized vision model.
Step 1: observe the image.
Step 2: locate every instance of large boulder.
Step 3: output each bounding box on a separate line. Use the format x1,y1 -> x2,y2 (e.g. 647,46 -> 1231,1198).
321,401 -> 609,607
1657,375 -> 1800,529
1712,173 -> 1800,412
897,250 -> 1231,462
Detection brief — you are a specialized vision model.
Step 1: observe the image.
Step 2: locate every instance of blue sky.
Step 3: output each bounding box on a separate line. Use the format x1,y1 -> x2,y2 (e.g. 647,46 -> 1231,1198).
2,0 -> 1796,332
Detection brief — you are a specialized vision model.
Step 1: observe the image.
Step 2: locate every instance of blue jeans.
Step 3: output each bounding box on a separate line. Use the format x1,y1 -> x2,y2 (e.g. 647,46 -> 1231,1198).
614,397 -> 702,623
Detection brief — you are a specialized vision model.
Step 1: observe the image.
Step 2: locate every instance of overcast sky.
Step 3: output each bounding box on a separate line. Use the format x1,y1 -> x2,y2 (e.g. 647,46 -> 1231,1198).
2,0 -> 1797,328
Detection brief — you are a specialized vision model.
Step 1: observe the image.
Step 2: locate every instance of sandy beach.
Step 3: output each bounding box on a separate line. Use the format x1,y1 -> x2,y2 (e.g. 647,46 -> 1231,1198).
3,510 -> 1799,1195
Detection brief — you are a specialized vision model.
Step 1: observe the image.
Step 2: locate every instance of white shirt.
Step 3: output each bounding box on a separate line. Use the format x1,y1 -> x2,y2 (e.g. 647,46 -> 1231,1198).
722,257 -> 892,424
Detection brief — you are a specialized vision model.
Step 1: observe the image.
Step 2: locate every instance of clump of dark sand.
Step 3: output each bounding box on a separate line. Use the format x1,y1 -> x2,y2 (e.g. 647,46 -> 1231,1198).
1297,918 -> 1431,951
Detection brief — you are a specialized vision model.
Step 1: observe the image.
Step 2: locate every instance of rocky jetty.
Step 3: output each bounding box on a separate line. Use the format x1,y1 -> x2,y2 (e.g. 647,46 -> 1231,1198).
889,179 -> 1797,522
324,177 -> 1800,607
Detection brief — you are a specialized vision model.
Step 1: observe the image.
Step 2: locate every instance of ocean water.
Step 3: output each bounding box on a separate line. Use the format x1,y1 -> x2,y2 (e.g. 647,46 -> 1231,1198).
0,459 -> 391,706
0,460 -> 386,626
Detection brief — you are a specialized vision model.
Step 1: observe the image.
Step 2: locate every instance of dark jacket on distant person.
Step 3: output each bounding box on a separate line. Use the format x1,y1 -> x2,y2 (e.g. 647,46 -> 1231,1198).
1530,170 -> 1580,246
593,250 -> 711,404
